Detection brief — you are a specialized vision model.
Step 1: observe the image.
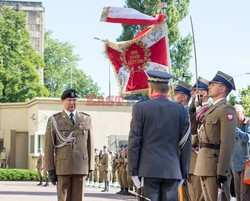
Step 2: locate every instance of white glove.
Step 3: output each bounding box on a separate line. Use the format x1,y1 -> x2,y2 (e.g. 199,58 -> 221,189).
131,176 -> 142,189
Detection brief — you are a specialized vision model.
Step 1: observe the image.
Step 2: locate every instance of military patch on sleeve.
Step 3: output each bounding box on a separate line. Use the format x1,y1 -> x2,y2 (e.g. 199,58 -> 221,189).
227,113 -> 234,121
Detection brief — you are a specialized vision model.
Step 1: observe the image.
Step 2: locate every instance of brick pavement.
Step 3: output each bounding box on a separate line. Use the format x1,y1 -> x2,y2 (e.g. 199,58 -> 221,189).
0,181 -> 137,201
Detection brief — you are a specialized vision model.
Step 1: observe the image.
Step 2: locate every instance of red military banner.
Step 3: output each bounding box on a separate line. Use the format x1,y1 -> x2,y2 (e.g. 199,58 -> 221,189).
105,21 -> 169,95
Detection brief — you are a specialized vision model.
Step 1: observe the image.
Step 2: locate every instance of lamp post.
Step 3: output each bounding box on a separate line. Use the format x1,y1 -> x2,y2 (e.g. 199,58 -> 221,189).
62,57 -> 72,88
233,72 -> 250,78
94,37 -> 111,97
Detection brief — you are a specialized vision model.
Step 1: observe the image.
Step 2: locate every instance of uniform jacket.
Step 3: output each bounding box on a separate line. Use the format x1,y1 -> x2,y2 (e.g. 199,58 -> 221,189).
36,154 -> 44,169
128,96 -> 191,179
194,99 -> 236,177
100,152 -> 111,172
44,110 -> 94,175
189,103 -> 210,174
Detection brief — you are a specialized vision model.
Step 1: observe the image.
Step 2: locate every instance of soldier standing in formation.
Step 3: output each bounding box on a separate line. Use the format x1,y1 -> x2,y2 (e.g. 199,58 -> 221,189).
0,147 -> 9,168
93,148 -> 100,187
194,71 -> 237,201
186,77 -> 210,201
44,89 -> 94,201
128,70 -> 191,201
116,145 -> 125,194
100,145 -> 111,192
36,148 -> 49,186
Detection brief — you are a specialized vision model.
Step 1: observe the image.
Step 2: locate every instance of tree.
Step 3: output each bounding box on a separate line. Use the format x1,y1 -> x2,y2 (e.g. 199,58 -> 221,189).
118,0 -> 192,84
0,7 -> 49,102
228,85 -> 250,116
44,31 -> 102,98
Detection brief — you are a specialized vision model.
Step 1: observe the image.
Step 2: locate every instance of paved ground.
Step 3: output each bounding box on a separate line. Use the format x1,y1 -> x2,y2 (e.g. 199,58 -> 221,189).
0,181 -> 236,201
0,181 -> 137,201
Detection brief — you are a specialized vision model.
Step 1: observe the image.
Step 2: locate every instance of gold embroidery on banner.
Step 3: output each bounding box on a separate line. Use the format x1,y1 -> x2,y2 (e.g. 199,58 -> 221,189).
120,41 -> 151,73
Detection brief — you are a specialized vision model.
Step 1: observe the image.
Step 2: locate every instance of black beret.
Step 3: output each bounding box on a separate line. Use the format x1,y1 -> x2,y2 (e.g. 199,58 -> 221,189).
61,89 -> 79,100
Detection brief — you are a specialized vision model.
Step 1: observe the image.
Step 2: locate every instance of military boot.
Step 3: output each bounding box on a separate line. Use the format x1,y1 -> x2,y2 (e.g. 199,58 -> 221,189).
43,177 -> 49,186
106,181 -> 109,192
37,177 -> 42,186
122,188 -> 129,195
116,187 -> 123,194
101,181 -> 107,192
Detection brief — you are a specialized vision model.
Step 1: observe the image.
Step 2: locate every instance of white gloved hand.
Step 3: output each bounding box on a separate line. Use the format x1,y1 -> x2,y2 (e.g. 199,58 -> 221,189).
131,176 -> 141,189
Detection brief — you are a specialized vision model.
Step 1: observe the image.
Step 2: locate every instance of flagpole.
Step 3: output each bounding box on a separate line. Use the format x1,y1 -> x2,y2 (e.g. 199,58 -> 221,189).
162,2 -> 174,100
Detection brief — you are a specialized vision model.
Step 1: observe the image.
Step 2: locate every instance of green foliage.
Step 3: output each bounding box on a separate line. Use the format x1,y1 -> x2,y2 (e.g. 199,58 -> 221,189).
44,31 -> 102,98
0,169 -> 38,181
0,7 -> 49,102
228,85 -> 250,116
117,0 -> 192,84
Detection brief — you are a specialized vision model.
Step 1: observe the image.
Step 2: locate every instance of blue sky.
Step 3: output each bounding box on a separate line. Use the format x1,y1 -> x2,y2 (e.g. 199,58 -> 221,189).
41,0 -> 250,96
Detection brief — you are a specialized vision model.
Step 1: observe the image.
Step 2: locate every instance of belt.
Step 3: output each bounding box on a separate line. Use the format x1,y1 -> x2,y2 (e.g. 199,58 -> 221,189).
200,142 -> 220,149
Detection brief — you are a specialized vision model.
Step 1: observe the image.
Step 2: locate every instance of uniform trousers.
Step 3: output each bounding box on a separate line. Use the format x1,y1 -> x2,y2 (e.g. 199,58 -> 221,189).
200,176 -> 231,201
234,170 -> 250,201
186,174 -> 204,201
143,177 -> 179,201
57,175 -> 85,201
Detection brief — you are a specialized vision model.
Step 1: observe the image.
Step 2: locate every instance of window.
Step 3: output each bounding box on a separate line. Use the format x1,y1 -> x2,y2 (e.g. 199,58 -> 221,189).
29,132 -> 45,156
30,135 -> 35,154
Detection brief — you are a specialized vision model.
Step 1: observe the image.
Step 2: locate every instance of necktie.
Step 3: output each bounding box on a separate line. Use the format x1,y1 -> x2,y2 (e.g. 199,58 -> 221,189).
69,113 -> 75,125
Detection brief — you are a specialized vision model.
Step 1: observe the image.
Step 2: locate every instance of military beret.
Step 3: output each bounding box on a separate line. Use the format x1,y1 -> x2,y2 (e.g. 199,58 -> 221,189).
61,89 -> 79,100
192,76 -> 209,90
146,70 -> 173,83
209,71 -> 235,92
174,81 -> 192,97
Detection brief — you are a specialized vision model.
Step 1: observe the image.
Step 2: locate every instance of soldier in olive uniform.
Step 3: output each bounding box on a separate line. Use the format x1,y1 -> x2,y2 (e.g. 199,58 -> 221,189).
116,145 -> 125,194
36,148 -> 49,186
93,148 -> 100,186
128,70 -> 191,201
186,77 -> 210,201
121,145 -> 129,195
100,145 -> 111,192
194,71 -> 237,201
44,89 -> 94,201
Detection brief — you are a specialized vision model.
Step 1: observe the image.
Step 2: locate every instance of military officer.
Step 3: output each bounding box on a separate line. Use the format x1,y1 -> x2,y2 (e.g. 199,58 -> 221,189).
116,145 -> 125,194
173,81 -> 192,201
44,88 -> 94,201
186,77 -> 210,201
194,71 -> 237,201
128,70 -> 192,201
0,147 -> 9,168
36,148 -> 49,186
174,81 -> 192,106
93,148 -> 100,187
100,145 -> 111,192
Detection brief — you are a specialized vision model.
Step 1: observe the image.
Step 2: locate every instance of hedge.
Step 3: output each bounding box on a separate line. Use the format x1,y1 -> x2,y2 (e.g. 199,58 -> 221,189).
0,169 -> 40,181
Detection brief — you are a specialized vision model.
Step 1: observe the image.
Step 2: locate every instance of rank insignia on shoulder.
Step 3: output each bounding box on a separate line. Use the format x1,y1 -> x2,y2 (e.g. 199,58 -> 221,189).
227,113 -> 234,121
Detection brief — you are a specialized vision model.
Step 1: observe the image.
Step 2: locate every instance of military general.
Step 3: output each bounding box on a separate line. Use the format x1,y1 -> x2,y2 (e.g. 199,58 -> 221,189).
194,71 -> 237,201
44,89 -> 94,201
128,70 -> 192,201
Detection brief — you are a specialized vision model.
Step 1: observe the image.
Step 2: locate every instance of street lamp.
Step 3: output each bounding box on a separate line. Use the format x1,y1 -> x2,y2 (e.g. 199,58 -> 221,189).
62,57 -> 72,88
94,37 -> 111,97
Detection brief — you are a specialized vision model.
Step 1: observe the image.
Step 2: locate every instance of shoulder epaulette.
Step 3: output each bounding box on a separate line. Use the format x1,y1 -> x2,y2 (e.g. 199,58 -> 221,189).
52,112 -> 61,117
79,112 -> 90,116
